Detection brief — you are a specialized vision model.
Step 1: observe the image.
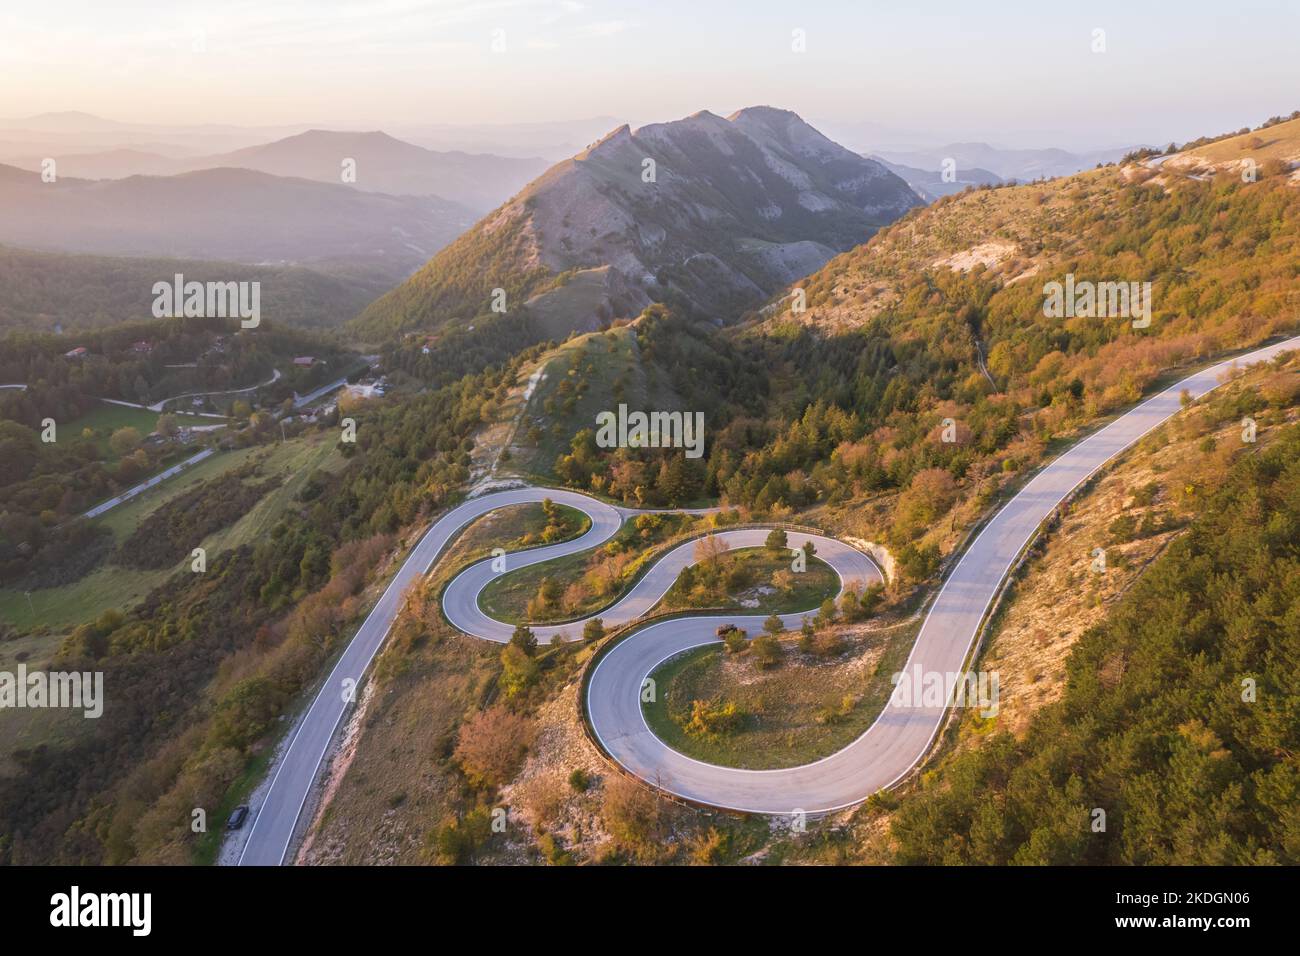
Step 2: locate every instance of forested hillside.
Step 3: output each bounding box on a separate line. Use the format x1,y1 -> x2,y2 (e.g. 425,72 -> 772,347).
548,160 -> 1299,581
888,418 -> 1300,864
0,244 -> 381,333
0,316 -> 356,424
0,317 -> 359,588
0,356 -> 531,864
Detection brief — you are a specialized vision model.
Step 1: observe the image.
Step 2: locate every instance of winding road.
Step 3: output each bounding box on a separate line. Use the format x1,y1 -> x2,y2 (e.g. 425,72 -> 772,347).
234,334 -> 1300,863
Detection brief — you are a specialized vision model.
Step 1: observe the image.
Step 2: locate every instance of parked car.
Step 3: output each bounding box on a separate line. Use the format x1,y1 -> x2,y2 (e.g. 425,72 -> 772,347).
227,805 -> 250,830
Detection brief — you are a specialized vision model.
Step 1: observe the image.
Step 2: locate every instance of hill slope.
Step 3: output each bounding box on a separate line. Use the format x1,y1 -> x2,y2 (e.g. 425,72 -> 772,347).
873,141 -> 1132,182
870,156 -> 1003,202
189,130 -> 547,211
1156,113 -> 1300,182
352,106 -> 921,341
0,164 -> 475,279
0,244 -> 380,332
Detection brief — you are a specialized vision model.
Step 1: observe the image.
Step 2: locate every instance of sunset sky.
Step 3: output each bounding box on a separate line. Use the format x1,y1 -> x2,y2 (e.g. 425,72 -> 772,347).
3,0 -> 1297,148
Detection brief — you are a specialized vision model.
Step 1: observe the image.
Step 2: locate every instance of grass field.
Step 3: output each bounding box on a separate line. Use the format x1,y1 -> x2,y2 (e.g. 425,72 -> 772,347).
477,547 -> 593,624
665,548 -> 840,616
510,326 -> 683,478
0,431 -> 347,777
0,432 -> 345,640
447,502 -> 591,566
479,541 -> 838,626
64,402 -> 220,453
641,619 -> 918,769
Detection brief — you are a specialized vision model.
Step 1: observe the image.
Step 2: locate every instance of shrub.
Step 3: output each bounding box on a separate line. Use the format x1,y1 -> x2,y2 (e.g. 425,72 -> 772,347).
751,635 -> 783,669
685,698 -> 743,736
500,643 -> 539,697
509,624 -> 537,656
602,776 -> 664,861
720,626 -> 748,654
453,706 -> 535,789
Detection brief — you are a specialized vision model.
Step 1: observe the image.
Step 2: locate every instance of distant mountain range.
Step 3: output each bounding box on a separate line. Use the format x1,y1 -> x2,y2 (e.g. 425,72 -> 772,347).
871,142 -> 1136,183
0,111 -> 312,156
185,130 -> 548,210
0,163 -> 476,279
354,106 -> 922,340
0,111 -> 619,162
389,116 -> 624,161
0,130 -> 548,212
870,157 -> 1004,203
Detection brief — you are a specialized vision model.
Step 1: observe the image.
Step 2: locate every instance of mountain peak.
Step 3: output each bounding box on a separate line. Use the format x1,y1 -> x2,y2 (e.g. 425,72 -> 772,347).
727,105 -> 803,123
577,124 -> 633,159
355,106 -> 922,340
297,128 -> 396,142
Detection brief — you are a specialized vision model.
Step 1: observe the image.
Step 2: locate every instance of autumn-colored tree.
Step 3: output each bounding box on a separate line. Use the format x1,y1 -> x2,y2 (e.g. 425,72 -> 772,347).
694,534 -> 729,567
453,706 -> 535,789
109,426 -> 142,456
602,775 -> 664,861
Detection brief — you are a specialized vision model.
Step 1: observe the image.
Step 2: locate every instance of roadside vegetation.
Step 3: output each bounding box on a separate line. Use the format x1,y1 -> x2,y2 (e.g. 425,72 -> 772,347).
449,500 -> 591,566
550,169 -> 1299,598
477,509 -> 707,624
642,580 -> 901,769
661,531 -> 842,615
0,357 -> 517,864
885,416 -> 1300,864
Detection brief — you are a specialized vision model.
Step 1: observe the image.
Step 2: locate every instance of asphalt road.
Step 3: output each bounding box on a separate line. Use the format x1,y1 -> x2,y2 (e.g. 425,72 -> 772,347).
442,527 -> 880,644
82,448 -> 215,519
586,335 -> 1300,813
236,486 -> 625,865
236,335 -> 1300,861
292,376 -> 349,409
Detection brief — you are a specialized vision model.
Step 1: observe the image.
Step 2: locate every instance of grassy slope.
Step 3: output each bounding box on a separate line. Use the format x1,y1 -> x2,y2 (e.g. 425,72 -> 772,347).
479,544 -> 838,626
965,352 -> 1300,737
662,549 -> 841,615
448,502 -> 591,566
1179,115 -> 1300,166
475,513 -> 702,625
508,324 -> 684,479
0,432 -> 346,777
642,618 -> 918,770
0,433 -> 343,638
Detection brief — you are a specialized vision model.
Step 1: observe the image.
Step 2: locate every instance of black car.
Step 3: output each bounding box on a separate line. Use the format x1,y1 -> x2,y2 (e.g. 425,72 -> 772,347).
227,806 -> 250,830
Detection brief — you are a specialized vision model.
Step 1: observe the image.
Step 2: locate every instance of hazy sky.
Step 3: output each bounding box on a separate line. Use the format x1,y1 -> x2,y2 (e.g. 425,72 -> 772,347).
3,0 -> 1297,149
